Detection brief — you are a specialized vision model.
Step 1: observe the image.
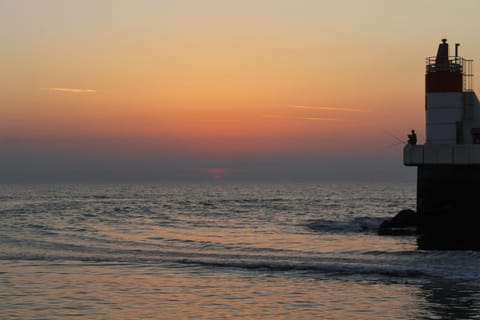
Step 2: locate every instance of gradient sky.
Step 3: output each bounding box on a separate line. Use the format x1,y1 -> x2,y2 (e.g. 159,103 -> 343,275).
2,0 -> 480,182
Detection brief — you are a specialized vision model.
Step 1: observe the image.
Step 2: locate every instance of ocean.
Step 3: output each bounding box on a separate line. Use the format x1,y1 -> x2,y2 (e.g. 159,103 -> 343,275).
1,182 -> 480,319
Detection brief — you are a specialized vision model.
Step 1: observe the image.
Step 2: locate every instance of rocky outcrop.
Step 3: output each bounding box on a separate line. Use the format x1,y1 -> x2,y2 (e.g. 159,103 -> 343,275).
378,209 -> 418,236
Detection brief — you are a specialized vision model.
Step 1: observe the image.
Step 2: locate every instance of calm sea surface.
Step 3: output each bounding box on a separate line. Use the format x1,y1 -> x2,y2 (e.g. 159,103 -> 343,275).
1,182 -> 480,319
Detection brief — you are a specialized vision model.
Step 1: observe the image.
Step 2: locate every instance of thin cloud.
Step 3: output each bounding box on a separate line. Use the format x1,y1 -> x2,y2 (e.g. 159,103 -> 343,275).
48,87 -> 97,93
293,105 -> 371,113
262,114 -> 283,118
300,117 -> 337,121
262,114 -> 337,121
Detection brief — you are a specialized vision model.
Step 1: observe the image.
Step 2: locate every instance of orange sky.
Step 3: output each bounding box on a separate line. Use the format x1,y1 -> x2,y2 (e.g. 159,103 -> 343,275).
2,0 -> 480,181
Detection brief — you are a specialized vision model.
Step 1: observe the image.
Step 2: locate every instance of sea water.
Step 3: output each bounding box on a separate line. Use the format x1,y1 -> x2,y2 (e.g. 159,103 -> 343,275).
1,182 -> 480,319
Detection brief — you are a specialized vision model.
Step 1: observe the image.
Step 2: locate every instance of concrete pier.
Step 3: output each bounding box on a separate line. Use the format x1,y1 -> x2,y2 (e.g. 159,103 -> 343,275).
416,165 -> 480,250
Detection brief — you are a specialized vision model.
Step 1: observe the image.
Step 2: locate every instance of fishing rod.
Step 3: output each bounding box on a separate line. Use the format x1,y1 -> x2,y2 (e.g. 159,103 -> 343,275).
383,130 -> 407,145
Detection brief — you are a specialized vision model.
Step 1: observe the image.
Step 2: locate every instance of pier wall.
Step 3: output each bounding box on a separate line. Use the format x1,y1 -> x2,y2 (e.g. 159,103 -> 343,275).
417,165 -> 480,249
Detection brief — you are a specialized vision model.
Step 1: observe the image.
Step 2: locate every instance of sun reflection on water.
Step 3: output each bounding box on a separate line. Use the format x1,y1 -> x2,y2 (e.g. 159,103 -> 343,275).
2,261 -> 435,320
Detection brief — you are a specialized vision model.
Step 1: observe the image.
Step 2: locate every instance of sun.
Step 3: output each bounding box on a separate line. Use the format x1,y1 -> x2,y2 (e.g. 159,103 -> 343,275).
207,168 -> 230,180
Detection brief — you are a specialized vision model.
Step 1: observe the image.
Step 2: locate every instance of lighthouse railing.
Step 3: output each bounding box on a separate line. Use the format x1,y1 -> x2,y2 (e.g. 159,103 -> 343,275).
425,56 -> 473,92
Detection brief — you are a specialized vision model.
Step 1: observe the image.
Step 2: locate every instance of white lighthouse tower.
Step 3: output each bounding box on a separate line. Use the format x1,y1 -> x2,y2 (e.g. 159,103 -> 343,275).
404,39 -> 480,250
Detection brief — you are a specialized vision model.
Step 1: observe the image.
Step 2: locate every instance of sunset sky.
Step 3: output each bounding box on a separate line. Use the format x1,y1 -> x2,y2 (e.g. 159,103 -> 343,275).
2,0 -> 480,182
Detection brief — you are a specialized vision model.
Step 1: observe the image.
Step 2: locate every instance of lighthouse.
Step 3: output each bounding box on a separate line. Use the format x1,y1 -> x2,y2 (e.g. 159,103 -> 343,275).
404,39 -> 480,250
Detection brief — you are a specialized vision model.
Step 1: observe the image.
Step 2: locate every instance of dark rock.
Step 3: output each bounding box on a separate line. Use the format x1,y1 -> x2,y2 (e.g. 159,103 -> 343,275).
378,209 -> 418,236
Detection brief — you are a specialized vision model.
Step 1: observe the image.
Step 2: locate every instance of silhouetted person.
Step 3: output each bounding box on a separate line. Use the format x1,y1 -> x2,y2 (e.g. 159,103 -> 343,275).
408,130 -> 417,145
